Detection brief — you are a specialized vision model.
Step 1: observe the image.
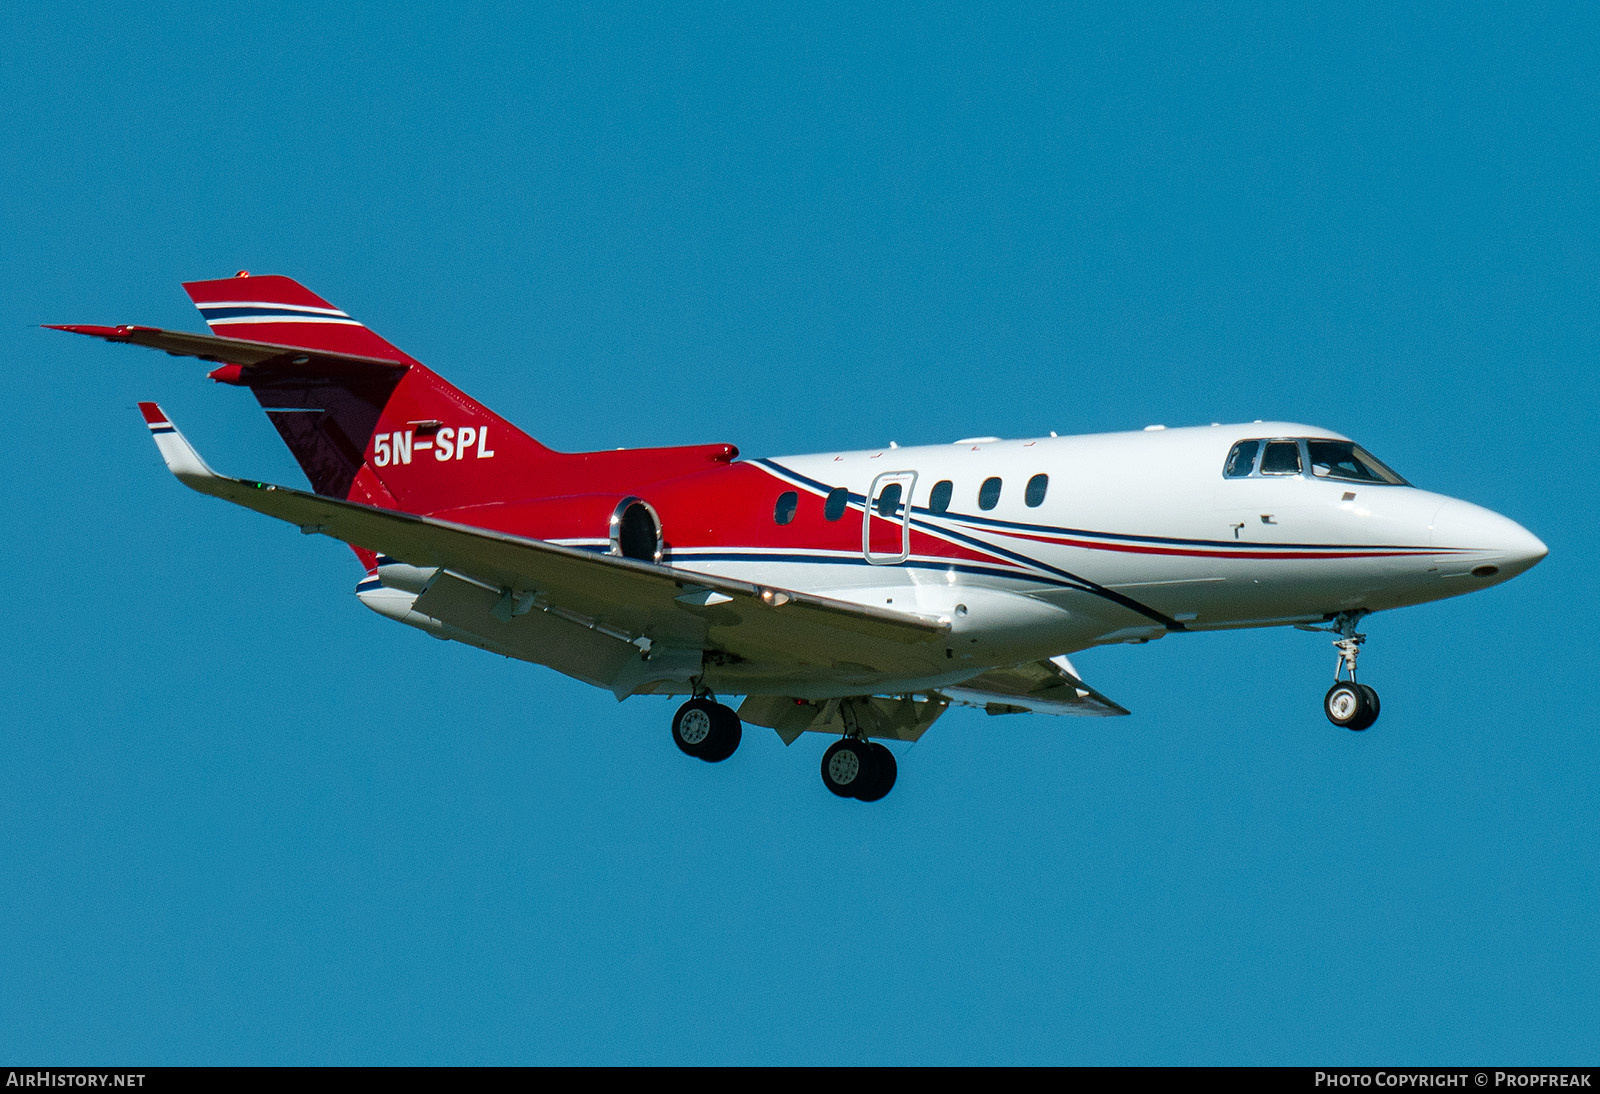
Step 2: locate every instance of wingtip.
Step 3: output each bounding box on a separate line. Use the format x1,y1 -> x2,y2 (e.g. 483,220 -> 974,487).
137,402 -> 218,484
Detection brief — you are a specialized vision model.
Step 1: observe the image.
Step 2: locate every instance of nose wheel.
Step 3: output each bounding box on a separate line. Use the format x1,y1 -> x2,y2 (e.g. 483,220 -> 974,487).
1312,611 -> 1381,731
672,696 -> 742,762
1324,681 -> 1380,731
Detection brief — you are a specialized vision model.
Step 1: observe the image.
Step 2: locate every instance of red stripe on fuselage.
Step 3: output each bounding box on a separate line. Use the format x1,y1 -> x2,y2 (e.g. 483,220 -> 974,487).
384,448 -> 1445,573
978,526 -> 1441,560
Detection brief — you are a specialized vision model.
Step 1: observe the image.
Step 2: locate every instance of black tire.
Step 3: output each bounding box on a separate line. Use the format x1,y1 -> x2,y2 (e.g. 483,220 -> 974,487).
1356,684 -> 1381,729
1325,681 -> 1376,731
672,698 -> 720,758
821,739 -> 875,798
698,704 -> 743,763
854,742 -> 898,802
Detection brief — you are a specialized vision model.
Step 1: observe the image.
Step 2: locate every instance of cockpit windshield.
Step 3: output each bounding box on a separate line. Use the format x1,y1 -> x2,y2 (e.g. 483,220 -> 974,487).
1304,441 -> 1407,485
1222,437 -> 1409,485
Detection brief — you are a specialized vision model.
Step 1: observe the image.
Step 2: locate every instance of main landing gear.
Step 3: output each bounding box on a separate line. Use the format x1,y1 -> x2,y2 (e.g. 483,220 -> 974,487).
820,738 -> 898,801
669,691 -> 899,800
671,693 -> 742,762
819,700 -> 898,802
1318,611 -> 1380,732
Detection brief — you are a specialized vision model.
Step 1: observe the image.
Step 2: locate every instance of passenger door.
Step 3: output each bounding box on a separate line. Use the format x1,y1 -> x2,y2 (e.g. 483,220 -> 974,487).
863,471 -> 917,565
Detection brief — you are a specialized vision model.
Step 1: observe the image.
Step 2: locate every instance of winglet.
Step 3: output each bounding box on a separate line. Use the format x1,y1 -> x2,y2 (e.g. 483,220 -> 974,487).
138,402 -> 221,488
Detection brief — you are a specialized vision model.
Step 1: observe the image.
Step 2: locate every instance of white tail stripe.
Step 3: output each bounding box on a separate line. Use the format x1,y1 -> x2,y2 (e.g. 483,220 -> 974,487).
206,316 -> 365,327
198,301 -> 350,316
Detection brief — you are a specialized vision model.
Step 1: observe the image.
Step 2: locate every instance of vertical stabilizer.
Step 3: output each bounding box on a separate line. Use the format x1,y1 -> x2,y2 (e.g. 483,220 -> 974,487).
182,273 -> 554,512
183,274 -> 418,364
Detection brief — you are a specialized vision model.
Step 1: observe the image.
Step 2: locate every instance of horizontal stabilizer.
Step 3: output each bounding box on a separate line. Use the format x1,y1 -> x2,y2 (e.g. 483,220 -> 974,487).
47,324 -> 407,376
61,273 -> 563,510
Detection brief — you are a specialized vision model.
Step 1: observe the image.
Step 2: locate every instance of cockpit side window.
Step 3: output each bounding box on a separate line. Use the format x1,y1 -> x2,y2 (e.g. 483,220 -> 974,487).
1306,440 -> 1408,485
1223,440 -> 1261,478
1223,435 -> 1408,484
1259,440 -> 1302,475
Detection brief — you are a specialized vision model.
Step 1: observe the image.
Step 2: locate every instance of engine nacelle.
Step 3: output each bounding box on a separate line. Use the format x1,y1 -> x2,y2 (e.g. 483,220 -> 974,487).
375,559 -> 439,593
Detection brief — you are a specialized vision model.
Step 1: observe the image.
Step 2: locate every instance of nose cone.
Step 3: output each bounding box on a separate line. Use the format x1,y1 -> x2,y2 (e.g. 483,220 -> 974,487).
1432,500 -> 1548,581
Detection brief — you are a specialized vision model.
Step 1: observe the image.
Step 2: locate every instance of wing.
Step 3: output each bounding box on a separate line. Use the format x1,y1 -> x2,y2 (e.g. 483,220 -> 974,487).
137,403 -> 949,685
940,654 -> 1129,717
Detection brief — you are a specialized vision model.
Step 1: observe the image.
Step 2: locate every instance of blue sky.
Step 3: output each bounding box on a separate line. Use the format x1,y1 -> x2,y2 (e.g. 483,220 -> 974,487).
3,2 -> 1596,1064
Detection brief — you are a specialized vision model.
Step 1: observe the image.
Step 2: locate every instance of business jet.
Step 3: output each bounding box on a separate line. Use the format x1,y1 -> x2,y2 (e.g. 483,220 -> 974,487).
50,274 -> 1547,801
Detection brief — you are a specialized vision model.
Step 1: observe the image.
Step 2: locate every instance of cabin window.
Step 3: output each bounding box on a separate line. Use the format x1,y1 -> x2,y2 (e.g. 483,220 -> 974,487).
1025,473 -> 1048,507
1223,440 -> 1261,478
823,487 -> 848,521
874,482 -> 903,518
928,480 -> 953,514
774,491 -> 799,525
978,477 -> 1002,510
1259,441 -> 1302,475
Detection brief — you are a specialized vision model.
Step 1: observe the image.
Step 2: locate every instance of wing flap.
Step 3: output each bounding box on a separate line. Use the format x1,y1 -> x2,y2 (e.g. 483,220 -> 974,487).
941,654 -> 1130,717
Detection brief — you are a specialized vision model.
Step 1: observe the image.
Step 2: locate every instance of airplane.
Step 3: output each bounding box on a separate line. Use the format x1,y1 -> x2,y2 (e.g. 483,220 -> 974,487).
49,273 -> 1548,801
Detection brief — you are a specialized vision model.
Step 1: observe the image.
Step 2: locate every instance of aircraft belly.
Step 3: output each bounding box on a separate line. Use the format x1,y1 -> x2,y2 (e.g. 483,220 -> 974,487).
1095,552 -> 1441,622
695,665 -> 991,702
672,556 -> 1118,656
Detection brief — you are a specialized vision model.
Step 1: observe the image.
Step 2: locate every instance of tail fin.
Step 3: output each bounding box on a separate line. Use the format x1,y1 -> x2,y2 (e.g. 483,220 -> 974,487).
184,273 -> 419,364
183,273 -> 553,513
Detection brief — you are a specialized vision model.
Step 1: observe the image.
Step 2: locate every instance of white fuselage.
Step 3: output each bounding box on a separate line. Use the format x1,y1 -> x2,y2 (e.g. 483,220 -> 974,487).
669,421 -> 1544,673
357,419 -> 1545,701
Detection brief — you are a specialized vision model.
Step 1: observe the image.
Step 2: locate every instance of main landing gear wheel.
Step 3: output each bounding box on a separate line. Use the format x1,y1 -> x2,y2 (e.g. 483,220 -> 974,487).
854,742 -> 898,802
821,739 -> 871,798
1324,681 -> 1379,732
820,739 -> 897,801
672,698 -> 742,762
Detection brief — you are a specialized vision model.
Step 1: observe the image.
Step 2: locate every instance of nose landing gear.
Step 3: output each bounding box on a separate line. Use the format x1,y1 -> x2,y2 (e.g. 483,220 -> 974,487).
1324,680 -> 1379,731
1315,611 -> 1380,731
